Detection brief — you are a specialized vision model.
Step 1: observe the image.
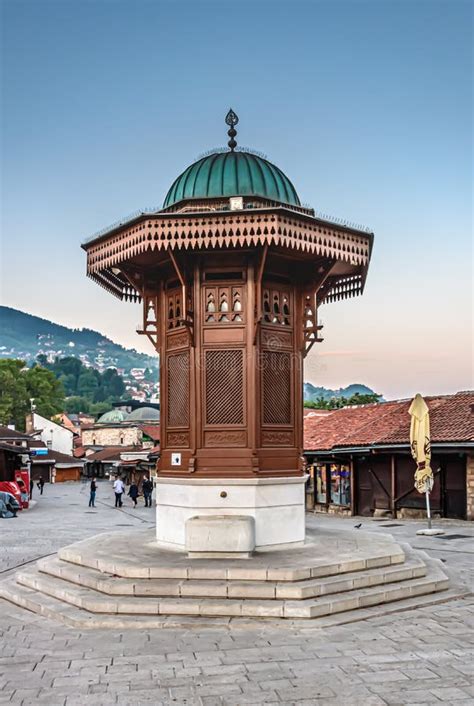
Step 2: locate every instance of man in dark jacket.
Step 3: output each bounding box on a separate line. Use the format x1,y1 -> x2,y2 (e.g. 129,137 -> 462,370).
89,477 -> 97,508
128,482 -> 139,507
142,475 -> 153,507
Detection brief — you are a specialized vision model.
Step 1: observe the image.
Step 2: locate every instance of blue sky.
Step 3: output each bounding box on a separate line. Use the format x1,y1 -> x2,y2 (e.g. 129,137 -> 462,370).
1,0 -> 472,399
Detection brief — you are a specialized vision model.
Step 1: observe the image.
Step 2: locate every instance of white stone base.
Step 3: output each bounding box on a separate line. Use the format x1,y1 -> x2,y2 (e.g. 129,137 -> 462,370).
155,476 -> 307,552
185,515 -> 255,558
416,528 -> 446,536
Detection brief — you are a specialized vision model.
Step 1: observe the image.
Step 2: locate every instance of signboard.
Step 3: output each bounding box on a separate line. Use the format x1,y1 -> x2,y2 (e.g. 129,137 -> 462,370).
171,453 -> 181,467
31,448 -> 48,456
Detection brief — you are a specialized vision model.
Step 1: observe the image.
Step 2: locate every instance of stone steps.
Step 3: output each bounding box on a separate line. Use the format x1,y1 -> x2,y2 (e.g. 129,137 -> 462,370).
13,556 -> 448,619
0,564 -> 461,630
36,548 -> 427,601
0,527 -> 452,627
56,528 -> 405,582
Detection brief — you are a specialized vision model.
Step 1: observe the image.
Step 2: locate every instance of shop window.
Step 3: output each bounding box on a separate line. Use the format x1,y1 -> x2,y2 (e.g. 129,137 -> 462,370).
330,464 -> 351,506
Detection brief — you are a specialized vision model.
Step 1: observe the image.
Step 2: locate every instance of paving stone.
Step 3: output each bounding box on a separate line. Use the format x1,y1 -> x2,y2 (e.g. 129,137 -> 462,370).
1,485 -> 473,706
277,684 -> 336,699
382,691 -> 441,705
430,686 -> 473,700
220,690 -> 279,704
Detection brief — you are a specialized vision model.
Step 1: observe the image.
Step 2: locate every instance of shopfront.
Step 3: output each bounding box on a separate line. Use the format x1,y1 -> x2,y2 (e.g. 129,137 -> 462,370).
306,458 -> 352,515
305,449 -> 469,520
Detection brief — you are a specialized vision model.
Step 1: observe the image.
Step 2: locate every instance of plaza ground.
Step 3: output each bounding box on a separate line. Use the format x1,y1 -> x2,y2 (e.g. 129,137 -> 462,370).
0,482 -> 472,705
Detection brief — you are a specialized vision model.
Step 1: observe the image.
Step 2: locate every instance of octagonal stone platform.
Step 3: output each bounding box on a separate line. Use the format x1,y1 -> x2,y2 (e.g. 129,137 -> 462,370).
0,525 -> 450,628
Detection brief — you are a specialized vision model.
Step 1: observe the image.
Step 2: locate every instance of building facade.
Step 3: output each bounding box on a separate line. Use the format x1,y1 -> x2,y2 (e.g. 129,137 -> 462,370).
304,391 -> 474,520
26,413 -> 75,456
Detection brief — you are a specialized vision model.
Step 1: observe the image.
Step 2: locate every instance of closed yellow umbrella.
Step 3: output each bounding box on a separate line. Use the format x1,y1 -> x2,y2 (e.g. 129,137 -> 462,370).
409,393 -> 433,494
409,393 -> 443,535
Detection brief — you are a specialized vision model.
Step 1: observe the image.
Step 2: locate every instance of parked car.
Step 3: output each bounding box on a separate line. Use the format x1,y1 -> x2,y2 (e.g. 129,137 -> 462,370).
0,491 -> 21,518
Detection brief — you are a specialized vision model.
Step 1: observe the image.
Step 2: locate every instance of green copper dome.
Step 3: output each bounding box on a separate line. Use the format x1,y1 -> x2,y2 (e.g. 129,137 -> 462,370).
163,151 -> 301,209
97,409 -> 129,424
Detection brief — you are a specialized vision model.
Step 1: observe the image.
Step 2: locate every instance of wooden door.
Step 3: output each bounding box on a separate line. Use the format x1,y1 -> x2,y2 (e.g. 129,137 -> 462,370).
441,456 -> 466,519
355,458 -> 374,516
356,456 -> 392,515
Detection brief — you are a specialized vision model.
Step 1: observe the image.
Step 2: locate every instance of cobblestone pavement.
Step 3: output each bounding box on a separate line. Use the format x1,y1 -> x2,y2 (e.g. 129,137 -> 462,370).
0,483 -> 473,705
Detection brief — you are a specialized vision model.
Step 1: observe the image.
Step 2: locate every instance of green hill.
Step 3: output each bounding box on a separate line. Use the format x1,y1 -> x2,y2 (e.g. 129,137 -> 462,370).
0,306 -> 157,373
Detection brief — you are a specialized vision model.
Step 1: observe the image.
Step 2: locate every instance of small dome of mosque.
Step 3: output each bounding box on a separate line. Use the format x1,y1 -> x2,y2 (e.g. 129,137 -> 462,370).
127,406 -> 160,422
97,409 -> 130,424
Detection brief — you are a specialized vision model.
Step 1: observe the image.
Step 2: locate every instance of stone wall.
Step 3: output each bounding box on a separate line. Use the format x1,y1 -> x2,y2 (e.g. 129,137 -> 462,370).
82,426 -> 142,447
313,503 -> 352,517
467,454 -> 474,521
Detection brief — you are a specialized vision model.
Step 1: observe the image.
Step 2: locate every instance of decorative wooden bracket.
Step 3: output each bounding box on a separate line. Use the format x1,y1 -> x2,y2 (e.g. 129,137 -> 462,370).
136,293 -> 159,350
303,291 -> 324,358
302,260 -> 335,358
169,249 -> 194,347
118,268 -> 160,351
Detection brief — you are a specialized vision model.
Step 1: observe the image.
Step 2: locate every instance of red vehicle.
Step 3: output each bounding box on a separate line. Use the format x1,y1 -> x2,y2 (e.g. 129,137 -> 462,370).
15,472 -> 30,509
0,481 -> 22,509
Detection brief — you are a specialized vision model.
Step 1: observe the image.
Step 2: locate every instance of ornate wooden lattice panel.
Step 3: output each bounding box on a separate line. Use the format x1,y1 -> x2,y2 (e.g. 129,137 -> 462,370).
167,289 -> 184,329
263,287 -> 292,327
261,350 -> 292,425
167,351 -> 190,427
205,349 -> 244,425
204,285 -> 244,324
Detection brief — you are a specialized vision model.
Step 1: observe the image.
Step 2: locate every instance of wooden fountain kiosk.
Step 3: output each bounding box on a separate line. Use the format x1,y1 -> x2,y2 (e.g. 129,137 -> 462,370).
83,111 -> 373,556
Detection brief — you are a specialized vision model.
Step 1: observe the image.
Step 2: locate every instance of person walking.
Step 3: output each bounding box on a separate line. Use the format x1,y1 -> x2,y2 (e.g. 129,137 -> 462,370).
113,476 -> 124,508
89,477 -> 97,508
37,476 -> 45,495
142,475 -> 153,507
128,482 -> 139,508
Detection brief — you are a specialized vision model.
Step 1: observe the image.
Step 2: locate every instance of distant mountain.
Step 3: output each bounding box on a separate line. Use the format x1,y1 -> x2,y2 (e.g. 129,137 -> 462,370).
303,382 -> 378,402
0,306 -> 157,374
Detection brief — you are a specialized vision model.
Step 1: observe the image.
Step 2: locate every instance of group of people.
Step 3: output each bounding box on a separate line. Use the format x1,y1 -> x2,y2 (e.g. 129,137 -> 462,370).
88,475 -> 154,509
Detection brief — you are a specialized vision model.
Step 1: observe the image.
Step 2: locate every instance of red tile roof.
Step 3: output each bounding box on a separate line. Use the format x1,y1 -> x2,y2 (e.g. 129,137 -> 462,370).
304,391 -> 474,451
85,446 -> 143,462
0,441 -> 27,454
140,425 -> 160,442
0,426 -> 31,440
48,450 -> 84,465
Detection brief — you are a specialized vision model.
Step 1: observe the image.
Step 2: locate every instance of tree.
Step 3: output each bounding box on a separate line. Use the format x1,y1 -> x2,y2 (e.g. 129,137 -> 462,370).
304,392 -> 382,410
64,396 -> 91,414
0,359 -> 65,430
24,365 -> 65,420
32,355 -> 129,414
345,392 -> 382,406
0,360 -> 29,429
77,368 -> 100,398
101,368 -> 125,399
88,401 -> 112,416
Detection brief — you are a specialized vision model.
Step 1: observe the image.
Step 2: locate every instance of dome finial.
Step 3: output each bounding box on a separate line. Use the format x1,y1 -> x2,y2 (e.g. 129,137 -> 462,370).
225,108 -> 239,151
